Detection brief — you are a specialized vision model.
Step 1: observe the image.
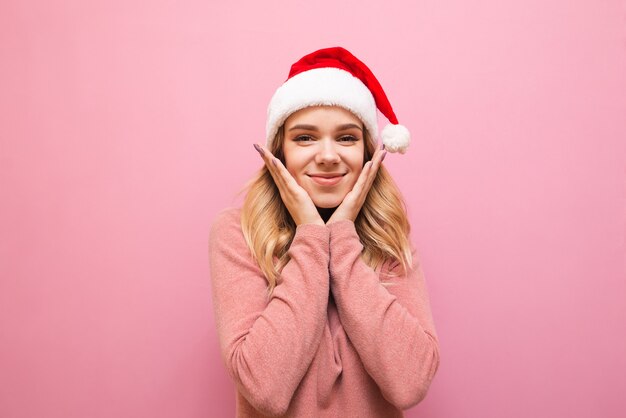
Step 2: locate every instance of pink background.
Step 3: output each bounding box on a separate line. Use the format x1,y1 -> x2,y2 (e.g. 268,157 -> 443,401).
1,1 -> 625,417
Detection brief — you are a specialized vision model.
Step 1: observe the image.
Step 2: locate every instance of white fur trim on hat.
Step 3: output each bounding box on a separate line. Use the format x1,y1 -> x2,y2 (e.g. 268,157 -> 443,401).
381,123 -> 410,154
266,67 -> 379,148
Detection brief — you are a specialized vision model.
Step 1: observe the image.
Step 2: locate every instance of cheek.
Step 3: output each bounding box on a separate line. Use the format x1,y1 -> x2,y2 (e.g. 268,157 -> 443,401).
290,169 -> 303,186
348,169 -> 362,188
350,155 -> 365,176
284,162 -> 305,187
284,151 -> 309,179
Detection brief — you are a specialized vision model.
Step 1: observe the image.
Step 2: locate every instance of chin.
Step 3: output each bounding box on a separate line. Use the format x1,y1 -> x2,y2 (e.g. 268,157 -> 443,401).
315,203 -> 340,209
312,195 -> 344,209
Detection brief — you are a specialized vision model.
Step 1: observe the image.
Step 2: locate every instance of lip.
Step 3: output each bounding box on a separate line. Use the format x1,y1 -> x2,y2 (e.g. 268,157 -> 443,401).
307,173 -> 345,186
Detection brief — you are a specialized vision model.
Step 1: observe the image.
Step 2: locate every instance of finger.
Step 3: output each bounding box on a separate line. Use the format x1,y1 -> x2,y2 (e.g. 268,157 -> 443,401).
271,155 -> 302,192
253,143 -> 274,169
262,151 -> 297,193
367,149 -> 386,183
254,144 -> 305,204
357,150 -> 384,202
351,161 -> 372,196
254,144 -> 286,188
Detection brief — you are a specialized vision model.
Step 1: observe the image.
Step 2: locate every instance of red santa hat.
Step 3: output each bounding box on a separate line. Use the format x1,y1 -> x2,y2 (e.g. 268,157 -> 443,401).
266,46 -> 411,154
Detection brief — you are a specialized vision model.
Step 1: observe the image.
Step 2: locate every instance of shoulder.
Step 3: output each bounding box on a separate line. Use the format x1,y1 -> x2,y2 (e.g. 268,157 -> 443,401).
209,207 -> 243,243
211,207 -> 242,230
380,239 -> 421,278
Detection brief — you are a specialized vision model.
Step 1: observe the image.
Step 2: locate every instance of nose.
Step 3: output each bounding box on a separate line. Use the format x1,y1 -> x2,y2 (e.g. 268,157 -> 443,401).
314,138 -> 341,165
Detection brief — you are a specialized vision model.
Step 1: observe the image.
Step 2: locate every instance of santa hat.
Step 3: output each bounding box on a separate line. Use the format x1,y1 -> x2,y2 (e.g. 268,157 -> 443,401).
266,46 -> 411,154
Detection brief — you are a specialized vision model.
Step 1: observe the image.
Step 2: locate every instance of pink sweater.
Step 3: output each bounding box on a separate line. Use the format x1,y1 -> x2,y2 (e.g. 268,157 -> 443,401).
209,208 -> 440,417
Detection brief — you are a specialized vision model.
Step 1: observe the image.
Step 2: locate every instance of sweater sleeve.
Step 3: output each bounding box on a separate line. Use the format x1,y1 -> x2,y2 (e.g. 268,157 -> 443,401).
209,209 -> 330,417
327,220 -> 441,410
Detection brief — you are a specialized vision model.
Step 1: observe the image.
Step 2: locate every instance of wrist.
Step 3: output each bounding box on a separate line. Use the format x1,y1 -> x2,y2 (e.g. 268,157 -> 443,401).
326,212 -> 355,225
296,216 -> 325,227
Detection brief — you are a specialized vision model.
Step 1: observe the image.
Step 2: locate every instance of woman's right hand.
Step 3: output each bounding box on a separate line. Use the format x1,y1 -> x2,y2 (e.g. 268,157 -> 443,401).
254,143 -> 324,226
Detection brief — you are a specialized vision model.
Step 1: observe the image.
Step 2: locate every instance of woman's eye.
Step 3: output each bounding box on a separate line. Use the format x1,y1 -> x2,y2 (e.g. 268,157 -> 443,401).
338,135 -> 359,142
294,135 -> 313,142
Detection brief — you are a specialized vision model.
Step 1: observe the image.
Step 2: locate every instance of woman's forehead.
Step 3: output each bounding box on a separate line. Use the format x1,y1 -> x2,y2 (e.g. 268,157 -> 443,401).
284,105 -> 364,128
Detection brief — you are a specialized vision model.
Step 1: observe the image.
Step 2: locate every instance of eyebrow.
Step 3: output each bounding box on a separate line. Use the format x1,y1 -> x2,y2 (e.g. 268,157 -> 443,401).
287,123 -> 363,132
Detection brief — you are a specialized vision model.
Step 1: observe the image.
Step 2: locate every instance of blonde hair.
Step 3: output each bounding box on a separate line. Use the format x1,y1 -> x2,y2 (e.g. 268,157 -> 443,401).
241,125 -> 412,297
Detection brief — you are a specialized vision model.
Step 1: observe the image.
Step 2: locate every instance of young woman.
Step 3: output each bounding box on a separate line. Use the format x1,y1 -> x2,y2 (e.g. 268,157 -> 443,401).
209,47 -> 440,417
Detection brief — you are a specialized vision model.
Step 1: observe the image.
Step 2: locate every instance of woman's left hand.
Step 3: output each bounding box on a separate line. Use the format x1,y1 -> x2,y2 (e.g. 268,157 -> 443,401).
327,145 -> 387,225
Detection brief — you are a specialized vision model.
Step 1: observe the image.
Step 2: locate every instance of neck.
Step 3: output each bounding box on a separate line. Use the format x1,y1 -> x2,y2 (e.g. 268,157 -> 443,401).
316,206 -> 338,223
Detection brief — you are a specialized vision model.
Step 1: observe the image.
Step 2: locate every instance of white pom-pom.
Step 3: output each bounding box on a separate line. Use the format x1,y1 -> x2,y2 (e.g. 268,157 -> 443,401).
381,124 -> 410,154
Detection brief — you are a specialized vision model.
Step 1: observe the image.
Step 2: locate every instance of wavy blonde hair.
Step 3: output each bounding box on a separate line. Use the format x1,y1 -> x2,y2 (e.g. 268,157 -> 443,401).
241,125 -> 413,297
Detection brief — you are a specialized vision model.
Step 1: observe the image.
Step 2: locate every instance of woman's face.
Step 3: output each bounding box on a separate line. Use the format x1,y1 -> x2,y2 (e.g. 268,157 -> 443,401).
282,106 -> 366,209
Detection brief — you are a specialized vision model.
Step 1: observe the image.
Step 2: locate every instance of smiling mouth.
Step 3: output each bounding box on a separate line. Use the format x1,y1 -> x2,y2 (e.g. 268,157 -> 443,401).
307,174 -> 345,186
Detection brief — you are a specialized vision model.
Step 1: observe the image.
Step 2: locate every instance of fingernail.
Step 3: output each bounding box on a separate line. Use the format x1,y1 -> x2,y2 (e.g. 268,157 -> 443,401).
272,158 -> 278,166
381,151 -> 387,162
253,144 -> 264,156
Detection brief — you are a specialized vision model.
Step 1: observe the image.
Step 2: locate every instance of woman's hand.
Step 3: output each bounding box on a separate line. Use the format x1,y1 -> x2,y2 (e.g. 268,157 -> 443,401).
254,144 -> 324,226
326,144 -> 387,225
